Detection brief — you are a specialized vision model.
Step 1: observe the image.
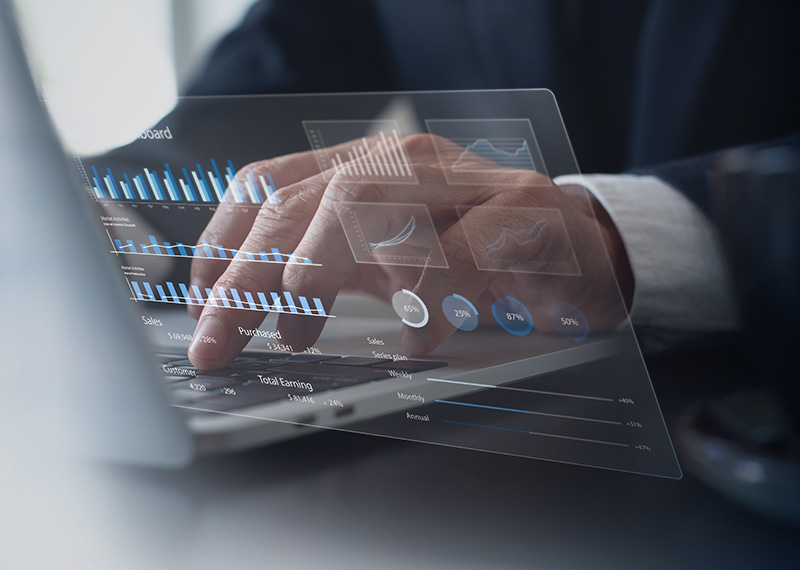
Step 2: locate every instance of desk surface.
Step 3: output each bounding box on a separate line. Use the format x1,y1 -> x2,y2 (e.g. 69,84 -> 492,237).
95,341 -> 798,570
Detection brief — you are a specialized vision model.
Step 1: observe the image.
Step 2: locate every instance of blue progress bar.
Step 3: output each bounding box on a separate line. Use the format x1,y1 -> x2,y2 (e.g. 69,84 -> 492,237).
434,400 -> 620,425
436,400 -> 530,415
428,377 -> 495,389
442,420 -> 529,435
441,420 -> 629,446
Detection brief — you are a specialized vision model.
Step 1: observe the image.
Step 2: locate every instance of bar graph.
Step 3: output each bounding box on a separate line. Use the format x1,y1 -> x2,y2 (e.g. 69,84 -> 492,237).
82,159 -> 282,204
327,134 -> 414,180
129,280 -> 331,317
109,232 -> 318,266
303,120 -> 418,184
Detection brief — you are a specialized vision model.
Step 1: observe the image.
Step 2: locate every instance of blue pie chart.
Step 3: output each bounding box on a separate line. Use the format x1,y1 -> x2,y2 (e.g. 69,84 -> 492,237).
548,301 -> 589,341
442,294 -> 479,331
491,296 -> 534,336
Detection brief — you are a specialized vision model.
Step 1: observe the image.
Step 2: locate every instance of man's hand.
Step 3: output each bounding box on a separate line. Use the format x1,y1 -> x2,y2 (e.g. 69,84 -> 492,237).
187,134 -> 632,370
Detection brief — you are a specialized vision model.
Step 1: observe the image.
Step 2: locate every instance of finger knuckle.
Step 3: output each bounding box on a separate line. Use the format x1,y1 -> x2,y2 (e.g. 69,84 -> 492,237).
323,171 -> 386,208
401,133 -> 436,154
252,181 -> 325,239
443,235 -> 478,274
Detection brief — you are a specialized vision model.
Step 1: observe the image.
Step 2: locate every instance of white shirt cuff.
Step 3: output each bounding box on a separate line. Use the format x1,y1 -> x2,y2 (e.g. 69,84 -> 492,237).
555,173 -> 739,351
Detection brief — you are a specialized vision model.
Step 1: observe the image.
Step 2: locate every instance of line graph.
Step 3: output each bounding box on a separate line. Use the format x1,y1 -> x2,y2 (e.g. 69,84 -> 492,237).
456,206 -> 582,276
108,231 -> 317,266
486,219 -> 547,254
452,138 -> 536,171
368,216 -> 416,251
425,118 -> 549,186
335,202 -> 447,268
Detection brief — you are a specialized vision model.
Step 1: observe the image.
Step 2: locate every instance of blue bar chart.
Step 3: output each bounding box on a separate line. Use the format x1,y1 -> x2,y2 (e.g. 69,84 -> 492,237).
110,233 -> 317,266
87,160 -> 282,204
129,280 -> 331,317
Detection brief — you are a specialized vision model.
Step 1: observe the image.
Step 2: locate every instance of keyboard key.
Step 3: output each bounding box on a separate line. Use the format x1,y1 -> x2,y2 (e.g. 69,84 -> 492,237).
272,363 -> 392,381
237,372 -> 344,394
230,361 -> 284,371
155,354 -> 184,364
167,356 -> 255,368
327,356 -> 391,366
162,375 -> 193,383
186,376 -> 328,412
373,359 -> 448,372
179,391 -> 287,412
161,363 -> 198,376
233,378 -> 312,396
171,387 -> 221,405
261,352 -> 339,363
195,370 -> 250,381
173,376 -> 242,391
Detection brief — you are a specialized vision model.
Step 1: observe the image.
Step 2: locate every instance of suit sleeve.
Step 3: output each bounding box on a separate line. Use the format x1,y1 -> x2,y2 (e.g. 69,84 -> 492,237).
185,0 -> 398,96
629,132 -> 800,215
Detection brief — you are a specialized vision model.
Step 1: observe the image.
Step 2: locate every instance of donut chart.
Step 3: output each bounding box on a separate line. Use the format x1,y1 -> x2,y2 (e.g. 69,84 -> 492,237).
491,296 -> 534,336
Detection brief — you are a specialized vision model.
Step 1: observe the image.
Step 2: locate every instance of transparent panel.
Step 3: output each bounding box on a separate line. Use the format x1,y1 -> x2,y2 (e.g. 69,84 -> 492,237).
68,90 -> 681,478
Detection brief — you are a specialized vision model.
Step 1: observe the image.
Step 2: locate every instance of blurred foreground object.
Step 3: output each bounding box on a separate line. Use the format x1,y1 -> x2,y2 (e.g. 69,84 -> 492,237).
677,146 -> 800,525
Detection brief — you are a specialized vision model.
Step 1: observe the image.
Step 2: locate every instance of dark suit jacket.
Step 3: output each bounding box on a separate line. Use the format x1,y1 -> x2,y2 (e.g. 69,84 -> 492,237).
185,0 -> 800,213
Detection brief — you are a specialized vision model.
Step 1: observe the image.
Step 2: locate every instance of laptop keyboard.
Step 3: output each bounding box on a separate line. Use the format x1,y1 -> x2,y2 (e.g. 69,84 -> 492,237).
156,352 -> 447,413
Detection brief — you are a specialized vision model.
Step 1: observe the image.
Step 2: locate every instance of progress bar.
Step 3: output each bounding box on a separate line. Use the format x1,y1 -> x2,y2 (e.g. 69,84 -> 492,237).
441,420 -> 629,448
435,399 -> 621,425
427,377 -> 614,403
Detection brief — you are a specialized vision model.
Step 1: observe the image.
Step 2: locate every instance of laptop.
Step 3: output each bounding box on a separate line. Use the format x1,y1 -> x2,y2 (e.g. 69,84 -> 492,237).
1,0 -> 680,478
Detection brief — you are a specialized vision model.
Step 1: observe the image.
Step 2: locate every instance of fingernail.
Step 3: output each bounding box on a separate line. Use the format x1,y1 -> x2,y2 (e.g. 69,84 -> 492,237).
189,316 -> 228,368
401,328 -> 429,357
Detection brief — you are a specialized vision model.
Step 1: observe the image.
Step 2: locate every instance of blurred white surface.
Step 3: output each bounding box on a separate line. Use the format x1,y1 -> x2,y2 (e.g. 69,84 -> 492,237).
15,0 -> 253,154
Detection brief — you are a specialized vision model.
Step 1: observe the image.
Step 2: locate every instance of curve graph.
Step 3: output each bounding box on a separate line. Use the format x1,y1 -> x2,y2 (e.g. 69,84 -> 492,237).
453,138 -> 536,171
368,216 -> 416,251
486,219 -> 547,255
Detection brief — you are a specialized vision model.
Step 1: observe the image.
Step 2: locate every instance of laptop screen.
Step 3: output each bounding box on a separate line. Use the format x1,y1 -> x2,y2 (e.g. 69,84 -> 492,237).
70,90 -> 681,478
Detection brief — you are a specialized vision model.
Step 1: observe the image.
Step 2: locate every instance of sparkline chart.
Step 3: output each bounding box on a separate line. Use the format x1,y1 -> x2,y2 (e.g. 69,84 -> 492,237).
109,232 -> 317,266
128,280 -> 331,317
